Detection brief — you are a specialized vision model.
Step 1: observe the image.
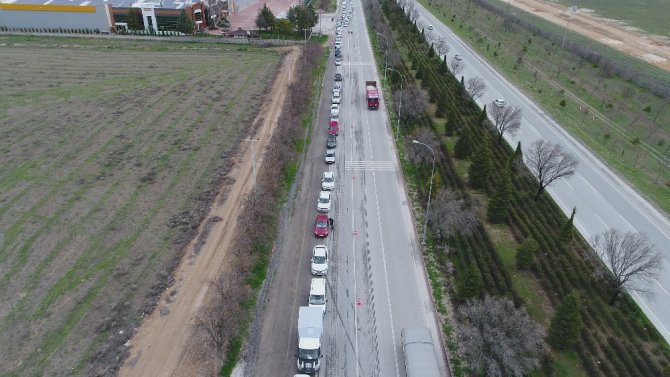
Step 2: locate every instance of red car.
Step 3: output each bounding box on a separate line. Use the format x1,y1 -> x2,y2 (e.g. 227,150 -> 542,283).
314,213 -> 329,237
329,119 -> 339,136
328,124 -> 339,136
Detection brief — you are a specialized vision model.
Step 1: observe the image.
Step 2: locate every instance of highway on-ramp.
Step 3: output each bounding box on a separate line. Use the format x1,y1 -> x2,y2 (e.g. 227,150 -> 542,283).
413,2 -> 670,342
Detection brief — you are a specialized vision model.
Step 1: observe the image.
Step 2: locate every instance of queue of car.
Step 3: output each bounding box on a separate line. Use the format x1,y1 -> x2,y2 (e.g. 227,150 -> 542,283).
295,5 -> 352,374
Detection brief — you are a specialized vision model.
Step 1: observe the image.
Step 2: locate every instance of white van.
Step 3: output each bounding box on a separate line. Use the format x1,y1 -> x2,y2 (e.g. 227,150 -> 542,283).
309,277 -> 327,314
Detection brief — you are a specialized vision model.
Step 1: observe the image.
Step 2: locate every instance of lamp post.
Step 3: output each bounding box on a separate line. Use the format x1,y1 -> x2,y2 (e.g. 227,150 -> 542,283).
245,138 -> 259,190
561,4 -> 577,49
385,67 -> 403,140
412,139 -> 436,245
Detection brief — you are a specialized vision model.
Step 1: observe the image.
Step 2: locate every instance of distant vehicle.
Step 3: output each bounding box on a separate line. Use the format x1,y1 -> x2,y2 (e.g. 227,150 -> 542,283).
332,91 -> 341,104
335,73 -> 343,81
311,245 -> 329,275
309,277 -> 327,315
493,98 -> 507,108
326,133 -> 337,148
428,24 -> 433,30
333,82 -> 342,93
330,104 -> 340,117
335,42 -> 342,49
325,149 -> 336,164
335,58 -> 342,66
365,80 -> 380,109
296,306 -> 323,373
322,171 -> 335,190
317,191 -> 332,212
401,326 -> 441,377
454,54 -> 463,61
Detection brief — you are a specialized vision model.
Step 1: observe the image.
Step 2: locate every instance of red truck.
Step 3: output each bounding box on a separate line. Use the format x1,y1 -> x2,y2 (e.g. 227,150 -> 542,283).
365,81 -> 379,109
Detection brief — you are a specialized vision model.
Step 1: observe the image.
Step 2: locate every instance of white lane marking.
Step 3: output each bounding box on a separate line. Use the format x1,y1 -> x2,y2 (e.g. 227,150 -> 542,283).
359,12 -> 401,377
655,279 -> 669,295
633,292 -> 670,340
593,213 -> 608,229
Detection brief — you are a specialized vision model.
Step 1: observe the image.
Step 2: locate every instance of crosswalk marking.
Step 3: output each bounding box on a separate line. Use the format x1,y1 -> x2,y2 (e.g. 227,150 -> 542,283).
344,160 -> 395,171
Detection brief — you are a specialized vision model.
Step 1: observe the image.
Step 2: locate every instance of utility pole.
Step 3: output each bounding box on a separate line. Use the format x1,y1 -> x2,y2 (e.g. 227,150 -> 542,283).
561,3 -> 577,49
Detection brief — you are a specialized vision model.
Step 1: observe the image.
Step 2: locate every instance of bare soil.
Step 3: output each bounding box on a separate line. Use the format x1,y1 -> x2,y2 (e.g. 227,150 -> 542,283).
117,46 -> 301,377
0,36 -> 279,376
508,0 -> 670,72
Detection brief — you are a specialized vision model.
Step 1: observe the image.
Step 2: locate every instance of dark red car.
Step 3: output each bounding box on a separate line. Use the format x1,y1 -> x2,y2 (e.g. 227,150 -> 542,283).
328,124 -> 339,136
329,119 -> 339,136
314,213 -> 329,237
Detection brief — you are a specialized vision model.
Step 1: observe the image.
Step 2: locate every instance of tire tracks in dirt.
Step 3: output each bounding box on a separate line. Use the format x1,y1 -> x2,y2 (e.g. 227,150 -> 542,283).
117,45 -> 300,377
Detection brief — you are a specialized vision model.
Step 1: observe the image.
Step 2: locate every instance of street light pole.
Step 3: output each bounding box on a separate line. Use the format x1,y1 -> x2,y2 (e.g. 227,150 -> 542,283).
245,138 -> 259,190
385,67 -> 403,139
412,140 -> 436,245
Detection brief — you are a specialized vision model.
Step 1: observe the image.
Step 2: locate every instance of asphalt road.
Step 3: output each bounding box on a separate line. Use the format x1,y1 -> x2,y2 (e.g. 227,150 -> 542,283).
248,1 -> 448,376
413,3 -> 670,341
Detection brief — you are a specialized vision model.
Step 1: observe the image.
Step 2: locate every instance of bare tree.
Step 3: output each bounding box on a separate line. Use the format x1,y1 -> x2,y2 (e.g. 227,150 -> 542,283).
466,77 -> 487,100
457,295 -> 546,377
594,229 -> 662,304
490,103 -> 522,145
434,37 -> 450,57
192,279 -> 246,350
406,127 -> 443,165
396,85 -> 426,124
450,59 -> 464,75
430,188 -> 480,240
525,139 -> 578,200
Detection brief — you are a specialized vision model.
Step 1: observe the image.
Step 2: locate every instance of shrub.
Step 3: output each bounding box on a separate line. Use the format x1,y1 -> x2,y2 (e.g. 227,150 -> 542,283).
549,291 -> 582,349
515,237 -> 539,270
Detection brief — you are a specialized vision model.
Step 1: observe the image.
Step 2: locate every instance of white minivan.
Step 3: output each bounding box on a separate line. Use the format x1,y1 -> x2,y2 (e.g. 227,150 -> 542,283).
309,277 -> 327,315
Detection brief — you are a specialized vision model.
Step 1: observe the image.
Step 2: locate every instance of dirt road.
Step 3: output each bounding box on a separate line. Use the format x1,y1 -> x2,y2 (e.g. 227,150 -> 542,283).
508,0 -> 670,72
117,46 -> 300,377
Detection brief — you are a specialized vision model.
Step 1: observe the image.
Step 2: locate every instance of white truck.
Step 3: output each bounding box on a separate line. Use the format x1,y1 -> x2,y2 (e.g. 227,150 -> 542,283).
296,306 -> 323,373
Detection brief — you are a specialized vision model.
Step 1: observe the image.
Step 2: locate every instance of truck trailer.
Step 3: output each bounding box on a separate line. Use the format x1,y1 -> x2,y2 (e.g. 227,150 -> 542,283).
296,306 -> 323,373
365,80 -> 379,109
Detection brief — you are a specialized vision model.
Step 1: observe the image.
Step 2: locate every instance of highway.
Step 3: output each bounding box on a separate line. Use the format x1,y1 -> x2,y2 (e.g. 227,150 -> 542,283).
247,1 -> 447,376
319,0 -> 448,374
413,2 -> 670,342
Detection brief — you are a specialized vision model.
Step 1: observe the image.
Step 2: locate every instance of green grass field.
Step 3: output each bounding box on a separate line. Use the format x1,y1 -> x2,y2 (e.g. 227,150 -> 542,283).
420,0 -> 670,213
0,35 -> 279,376
551,0 -> 670,37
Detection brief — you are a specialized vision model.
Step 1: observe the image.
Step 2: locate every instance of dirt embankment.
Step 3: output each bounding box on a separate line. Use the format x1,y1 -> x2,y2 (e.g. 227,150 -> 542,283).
508,0 -> 670,72
117,45 -> 301,377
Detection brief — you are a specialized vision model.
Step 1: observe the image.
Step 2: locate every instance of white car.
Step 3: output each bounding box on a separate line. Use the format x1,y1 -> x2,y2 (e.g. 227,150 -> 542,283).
317,191 -> 332,212
343,22 -> 349,27
325,149 -> 336,164
428,24 -> 433,30
335,42 -> 342,49
309,277 -> 327,315
493,98 -> 507,108
322,171 -> 335,190
311,245 -> 329,275
332,91 -> 341,104
333,82 -> 342,94
454,54 -> 463,61
330,104 -> 340,117
335,58 -> 342,66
